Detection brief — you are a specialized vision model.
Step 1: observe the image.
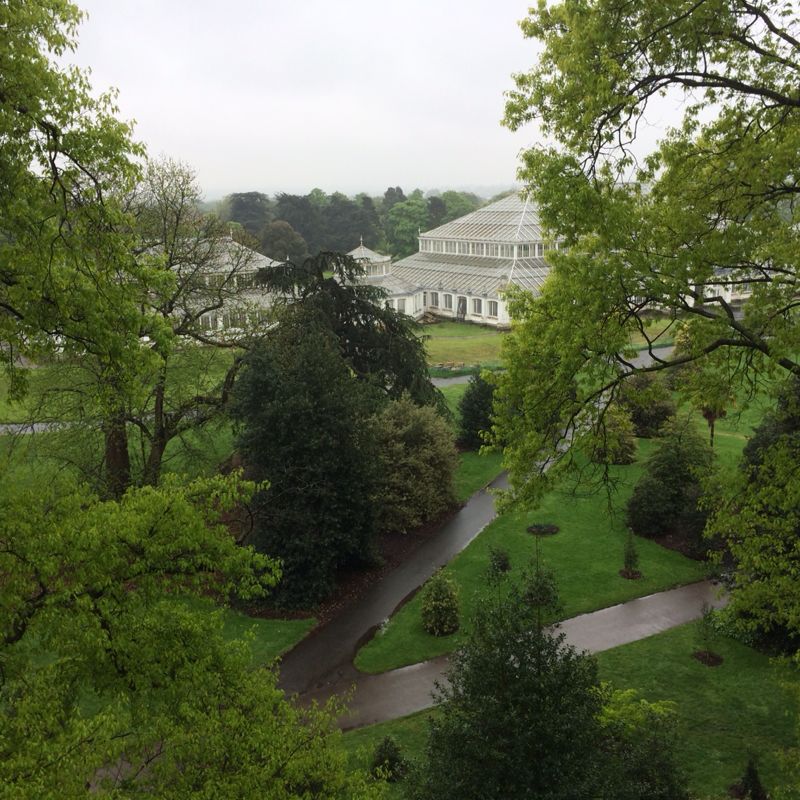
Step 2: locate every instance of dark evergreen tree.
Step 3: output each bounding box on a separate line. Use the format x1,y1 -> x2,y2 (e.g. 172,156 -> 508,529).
410,588 -> 688,800
627,420 -> 713,551
458,372 -> 495,449
411,590 -> 604,800
426,195 -> 447,229
231,322 -> 380,607
257,252 -> 446,411
354,193 -> 383,249
324,192 -> 362,252
381,186 -> 406,217
274,193 -> 326,254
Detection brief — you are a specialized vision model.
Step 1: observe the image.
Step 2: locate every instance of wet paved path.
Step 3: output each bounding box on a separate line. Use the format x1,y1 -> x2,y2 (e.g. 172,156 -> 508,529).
303,580 -> 727,730
280,343 -> 691,724
278,472 -> 509,696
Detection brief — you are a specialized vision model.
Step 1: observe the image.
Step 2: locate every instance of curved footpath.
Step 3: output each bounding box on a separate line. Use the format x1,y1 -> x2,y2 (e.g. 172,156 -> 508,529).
278,472 -> 510,696
306,580 -> 727,730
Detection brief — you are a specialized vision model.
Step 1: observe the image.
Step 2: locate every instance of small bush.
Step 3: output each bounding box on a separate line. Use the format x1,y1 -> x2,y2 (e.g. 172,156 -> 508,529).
421,570 -> 460,636
370,735 -> 408,782
486,546 -> 511,582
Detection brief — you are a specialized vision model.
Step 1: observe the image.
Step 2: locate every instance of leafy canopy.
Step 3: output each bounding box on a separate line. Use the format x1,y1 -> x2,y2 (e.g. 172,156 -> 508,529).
495,0 -> 800,509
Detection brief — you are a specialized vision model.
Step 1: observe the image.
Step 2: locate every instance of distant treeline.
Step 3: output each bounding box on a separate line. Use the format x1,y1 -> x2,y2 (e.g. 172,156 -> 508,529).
216,187 -> 503,262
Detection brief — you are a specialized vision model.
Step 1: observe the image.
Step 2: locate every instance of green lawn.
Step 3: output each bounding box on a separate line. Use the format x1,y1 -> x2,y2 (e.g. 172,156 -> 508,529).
185,597 -> 315,665
598,622 -> 797,797
454,450 -> 503,502
629,316 -> 680,349
344,624 -> 798,800
421,321 -> 505,366
355,447 -> 707,673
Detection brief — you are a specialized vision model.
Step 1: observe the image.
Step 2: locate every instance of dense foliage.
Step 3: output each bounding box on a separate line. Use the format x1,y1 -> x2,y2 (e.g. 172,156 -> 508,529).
371,394 -> 458,535
591,403 -> 636,466
618,374 -> 676,439
219,186 -> 483,259
627,421 -> 713,552
411,590 -> 687,800
257,252 -> 445,411
420,571 -> 460,637
231,322 -> 380,607
492,0 -> 800,674
457,372 -> 495,450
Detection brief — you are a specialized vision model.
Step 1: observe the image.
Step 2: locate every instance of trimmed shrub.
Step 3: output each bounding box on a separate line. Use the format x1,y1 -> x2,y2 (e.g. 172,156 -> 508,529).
370,736 -> 408,782
421,571 -> 460,636
371,395 -> 458,535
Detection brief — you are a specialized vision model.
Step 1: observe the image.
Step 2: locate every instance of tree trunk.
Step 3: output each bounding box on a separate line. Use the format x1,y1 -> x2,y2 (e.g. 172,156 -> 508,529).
142,371 -> 168,487
104,412 -> 131,499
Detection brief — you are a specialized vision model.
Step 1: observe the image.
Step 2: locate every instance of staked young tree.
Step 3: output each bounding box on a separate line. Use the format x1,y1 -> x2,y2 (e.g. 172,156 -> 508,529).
495,0 -> 800,509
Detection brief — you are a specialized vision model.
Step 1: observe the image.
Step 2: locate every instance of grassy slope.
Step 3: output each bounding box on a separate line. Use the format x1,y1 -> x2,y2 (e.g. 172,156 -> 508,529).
344,624 -> 797,800
421,321 -> 505,366
355,444 -> 706,673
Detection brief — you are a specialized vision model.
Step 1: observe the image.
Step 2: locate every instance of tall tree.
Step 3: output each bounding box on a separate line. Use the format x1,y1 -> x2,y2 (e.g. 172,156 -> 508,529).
275,193 -> 326,254
258,252 -> 445,411
218,191 -> 274,237
386,195 -> 429,257
440,190 -> 482,223
493,0 -> 800,511
0,1 -> 172,497
35,158 -> 271,493
231,320 -> 381,606
260,219 -> 309,264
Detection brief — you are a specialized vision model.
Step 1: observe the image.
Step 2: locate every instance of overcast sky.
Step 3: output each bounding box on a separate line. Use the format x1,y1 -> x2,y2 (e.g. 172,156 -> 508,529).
68,1 -> 557,200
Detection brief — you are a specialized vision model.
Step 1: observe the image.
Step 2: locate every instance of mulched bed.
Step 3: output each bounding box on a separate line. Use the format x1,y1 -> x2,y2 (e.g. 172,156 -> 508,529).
527,523 -> 560,536
692,649 -> 724,667
650,531 -> 705,560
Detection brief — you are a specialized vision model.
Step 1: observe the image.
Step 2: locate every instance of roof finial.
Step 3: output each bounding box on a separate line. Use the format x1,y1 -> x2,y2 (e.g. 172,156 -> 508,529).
360,234 -> 363,247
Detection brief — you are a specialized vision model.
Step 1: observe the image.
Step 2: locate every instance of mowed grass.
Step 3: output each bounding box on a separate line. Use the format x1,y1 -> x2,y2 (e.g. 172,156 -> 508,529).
344,625 -> 798,800
453,450 -> 504,501
355,447 -> 707,673
184,597 -> 315,665
421,321 -> 505,366
597,622 -> 798,797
